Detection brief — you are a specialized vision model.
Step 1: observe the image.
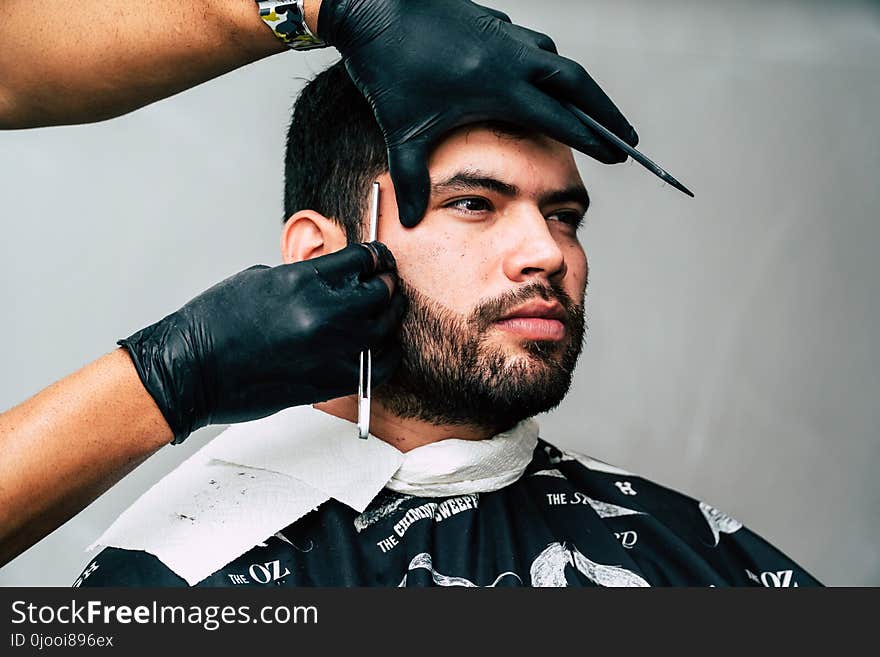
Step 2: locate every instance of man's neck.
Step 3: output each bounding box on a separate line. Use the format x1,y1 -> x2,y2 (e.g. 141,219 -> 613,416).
313,396 -> 494,452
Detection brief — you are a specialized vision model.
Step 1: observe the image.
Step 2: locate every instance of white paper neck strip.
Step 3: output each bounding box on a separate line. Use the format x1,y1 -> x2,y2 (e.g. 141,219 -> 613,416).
386,419 -> 538,497
89,405 -> 539,585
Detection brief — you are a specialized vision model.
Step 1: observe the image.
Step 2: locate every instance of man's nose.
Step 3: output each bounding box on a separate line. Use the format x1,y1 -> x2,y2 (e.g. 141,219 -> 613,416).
502,208 -> 567,283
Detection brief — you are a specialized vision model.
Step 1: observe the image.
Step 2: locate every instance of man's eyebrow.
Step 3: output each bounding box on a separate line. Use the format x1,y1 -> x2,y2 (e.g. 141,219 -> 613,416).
431,170 -> 519,197
431,170 -> 590,212
539,186 -> 591,212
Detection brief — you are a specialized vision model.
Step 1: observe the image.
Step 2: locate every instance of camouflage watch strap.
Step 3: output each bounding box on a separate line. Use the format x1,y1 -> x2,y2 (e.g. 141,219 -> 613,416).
256,0 -> 326,50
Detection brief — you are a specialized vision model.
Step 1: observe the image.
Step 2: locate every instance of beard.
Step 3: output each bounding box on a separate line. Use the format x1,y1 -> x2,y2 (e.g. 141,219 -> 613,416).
375,278 -> 586,435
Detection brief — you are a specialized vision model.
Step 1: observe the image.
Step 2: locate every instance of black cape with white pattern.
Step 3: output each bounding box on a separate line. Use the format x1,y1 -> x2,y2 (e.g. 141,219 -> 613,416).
75,440 -> 821,587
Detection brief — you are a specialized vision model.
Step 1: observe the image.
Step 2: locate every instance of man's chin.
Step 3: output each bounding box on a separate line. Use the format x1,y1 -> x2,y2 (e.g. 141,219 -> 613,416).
378,346 -> 576,433
485,332 -> 570,364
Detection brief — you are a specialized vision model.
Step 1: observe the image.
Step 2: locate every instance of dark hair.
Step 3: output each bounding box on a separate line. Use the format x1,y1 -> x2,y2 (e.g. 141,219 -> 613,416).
284,61 -> 388,242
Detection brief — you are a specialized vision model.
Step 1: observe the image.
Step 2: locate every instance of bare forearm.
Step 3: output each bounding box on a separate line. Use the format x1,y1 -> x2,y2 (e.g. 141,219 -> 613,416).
0,0 -> 295,128
0,349 -> 172,565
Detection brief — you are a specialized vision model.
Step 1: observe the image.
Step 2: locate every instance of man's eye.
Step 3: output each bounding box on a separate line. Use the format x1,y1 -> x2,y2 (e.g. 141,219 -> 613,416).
447,197 -> 493,213
547,210 -> 586,229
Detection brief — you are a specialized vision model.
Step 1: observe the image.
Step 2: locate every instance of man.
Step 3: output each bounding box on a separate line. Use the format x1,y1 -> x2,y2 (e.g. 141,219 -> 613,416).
1,0 -> 640,565
75,61 -> 819,587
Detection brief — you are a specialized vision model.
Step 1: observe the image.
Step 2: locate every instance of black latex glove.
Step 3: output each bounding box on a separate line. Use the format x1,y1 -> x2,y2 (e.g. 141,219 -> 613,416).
318,0 -> 639,227
119,242 -> 404,444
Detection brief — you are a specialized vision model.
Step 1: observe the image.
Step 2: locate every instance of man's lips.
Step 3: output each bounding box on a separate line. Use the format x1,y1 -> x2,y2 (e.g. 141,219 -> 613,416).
493,300 -> 567,341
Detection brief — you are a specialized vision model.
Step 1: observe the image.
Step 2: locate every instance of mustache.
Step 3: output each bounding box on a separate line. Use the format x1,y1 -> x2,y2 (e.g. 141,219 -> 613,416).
470,280 -> 582,330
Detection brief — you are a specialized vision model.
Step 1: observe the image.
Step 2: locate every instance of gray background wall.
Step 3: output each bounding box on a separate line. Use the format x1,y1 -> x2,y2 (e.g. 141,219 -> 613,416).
1,0 -> 877,586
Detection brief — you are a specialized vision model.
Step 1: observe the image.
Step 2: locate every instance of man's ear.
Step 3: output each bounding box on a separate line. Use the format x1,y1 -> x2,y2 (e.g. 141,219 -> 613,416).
280,211 -> 348,264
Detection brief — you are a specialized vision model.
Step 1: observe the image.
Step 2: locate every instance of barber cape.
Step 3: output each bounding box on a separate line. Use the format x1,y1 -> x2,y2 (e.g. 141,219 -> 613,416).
77,405 -> 820,588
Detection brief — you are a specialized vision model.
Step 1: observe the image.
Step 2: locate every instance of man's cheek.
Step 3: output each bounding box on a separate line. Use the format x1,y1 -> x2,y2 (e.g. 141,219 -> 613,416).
405,274 -> 464,312
567,252 -> 588,299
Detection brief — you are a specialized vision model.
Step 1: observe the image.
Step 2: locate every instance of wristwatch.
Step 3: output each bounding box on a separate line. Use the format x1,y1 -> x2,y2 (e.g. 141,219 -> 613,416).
255,0 -> 326,50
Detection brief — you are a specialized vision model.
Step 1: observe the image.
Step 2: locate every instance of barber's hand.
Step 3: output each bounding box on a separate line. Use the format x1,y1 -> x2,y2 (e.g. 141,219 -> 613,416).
317,0 -> 638,227
119,242 -> 405,443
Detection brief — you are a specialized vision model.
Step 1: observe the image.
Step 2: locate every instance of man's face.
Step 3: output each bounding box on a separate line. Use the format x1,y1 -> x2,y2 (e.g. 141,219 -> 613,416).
371,125 -> 589,433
